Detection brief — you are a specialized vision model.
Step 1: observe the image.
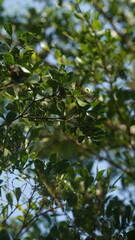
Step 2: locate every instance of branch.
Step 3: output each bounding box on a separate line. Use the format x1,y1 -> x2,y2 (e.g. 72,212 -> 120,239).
93,2 -> 135,53
105,122 -> 135,136
0,100 -> 35,128
22,115 -> 66,122
75,3 -> 109,75
66,134 -> 135,181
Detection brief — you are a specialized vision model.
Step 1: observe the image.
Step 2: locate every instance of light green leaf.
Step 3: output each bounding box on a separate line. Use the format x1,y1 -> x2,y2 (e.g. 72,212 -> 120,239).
25,73 -> 40,83
74,12 -> 84,20
4,53 -> 14,65
76,98 -> 87,107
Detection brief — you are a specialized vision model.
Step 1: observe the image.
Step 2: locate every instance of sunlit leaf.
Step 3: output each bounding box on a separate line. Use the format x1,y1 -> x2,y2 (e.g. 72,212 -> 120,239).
4,53 -> 14,65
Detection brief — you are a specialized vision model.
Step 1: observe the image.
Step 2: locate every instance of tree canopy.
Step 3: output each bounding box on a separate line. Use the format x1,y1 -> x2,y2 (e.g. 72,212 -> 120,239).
0,0 -> 135,239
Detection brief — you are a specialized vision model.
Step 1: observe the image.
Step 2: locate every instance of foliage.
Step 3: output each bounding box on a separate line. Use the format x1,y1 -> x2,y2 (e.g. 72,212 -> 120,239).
0,0 -> 135,239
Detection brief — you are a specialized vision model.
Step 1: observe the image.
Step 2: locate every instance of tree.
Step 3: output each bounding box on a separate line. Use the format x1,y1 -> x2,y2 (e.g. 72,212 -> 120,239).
0,0 -> 135,239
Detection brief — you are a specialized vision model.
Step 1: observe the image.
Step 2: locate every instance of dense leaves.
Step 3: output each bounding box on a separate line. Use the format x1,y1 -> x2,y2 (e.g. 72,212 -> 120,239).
0,0 -> 135,239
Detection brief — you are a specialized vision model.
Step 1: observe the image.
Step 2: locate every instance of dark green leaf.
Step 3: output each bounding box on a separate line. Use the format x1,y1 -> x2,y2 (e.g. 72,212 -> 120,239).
50,153 -> 58,163
127,230 -> 135,240
6,112 -> 17,125
4,22 -> 13,36
0,229 -> 13,240
67,191 -> 78,207
14,187 -> 22,202
0,42 -> 10,54
20,151 -> 28,165
34,159 -> 45,174
78,135 -> 85,143
6,192 -> 13,209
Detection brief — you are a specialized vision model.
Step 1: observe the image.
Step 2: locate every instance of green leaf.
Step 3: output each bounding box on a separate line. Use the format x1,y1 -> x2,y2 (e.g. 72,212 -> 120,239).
89,103 -> 104,117
79,168 -> 89,178
78,136 -> 85,143
0,42 -> 10,54
25,74 -> 40,83
20,151 -> 28,165
0,179 -> 3,184
32,59 -> 43,71
0,229 -> 13,240
6,101 -> 18,111
17,65 -> 31,74
14,187 -> 22,202
76,98 -> 87,107
5,38 -> 12,46
5,87 -> 16,98
127,230 -> 135,240
6,192 -> 13,209
6,111 -> 17,125
75,0 -> 81,3
24,49 -> 34,57
50,153 -> 58,163
4,22 -> 13,36
105,29 -> 111,41
4,53 -> 14,65
74,12 -> 84,20
96,170 -> 105,179
92,20 -> 102,30
34,159 -> 45,174
19,31 -> 36,45
11,46 -> 20,57
66,191 -> 78,207
54,160 -> 69,174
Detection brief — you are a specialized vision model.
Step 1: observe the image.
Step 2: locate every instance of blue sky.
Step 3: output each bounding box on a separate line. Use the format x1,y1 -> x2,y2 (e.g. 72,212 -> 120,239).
3,0 -> 45,16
